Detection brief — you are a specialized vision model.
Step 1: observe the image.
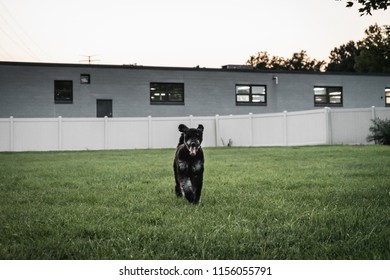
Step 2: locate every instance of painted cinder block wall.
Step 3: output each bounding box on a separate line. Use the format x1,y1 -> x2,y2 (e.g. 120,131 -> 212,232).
0,61 -> 389,118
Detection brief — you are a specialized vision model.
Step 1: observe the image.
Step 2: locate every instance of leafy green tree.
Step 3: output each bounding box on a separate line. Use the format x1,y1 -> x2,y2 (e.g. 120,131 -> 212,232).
327,41 -> 359,72
286,51 -> 326,71
247,50 -> 326,72
248,24 -> 389,73
355,24 -> 390,72
344,0 -> 390,15
326,24 -> 390,73
247,51 -> 271,70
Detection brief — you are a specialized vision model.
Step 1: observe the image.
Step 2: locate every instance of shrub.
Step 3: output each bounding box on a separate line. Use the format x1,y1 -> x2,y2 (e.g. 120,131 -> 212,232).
367,118 -> 390,145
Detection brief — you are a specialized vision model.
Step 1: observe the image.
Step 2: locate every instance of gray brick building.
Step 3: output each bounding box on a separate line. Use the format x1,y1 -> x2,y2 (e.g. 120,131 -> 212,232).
0,61 -> 389,118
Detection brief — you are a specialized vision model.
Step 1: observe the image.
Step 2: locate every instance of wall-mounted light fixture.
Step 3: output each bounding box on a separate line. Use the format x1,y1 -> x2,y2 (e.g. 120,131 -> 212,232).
272,75 -> 278,85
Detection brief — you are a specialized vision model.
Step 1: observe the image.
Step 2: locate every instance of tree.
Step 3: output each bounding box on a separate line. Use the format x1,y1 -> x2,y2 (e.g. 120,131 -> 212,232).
344,0 -> 390,15
247,50 -> 326,72
248,24 -> 389,73
247,51 -> 271,70
355,24 -> 390,72
326,24 -> 390,73
327,41 -> 360,72
286,51 -> 326,71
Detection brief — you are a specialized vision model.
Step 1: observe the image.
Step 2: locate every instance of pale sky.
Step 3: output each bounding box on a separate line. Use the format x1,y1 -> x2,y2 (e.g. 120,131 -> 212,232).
0,0 -> 389,68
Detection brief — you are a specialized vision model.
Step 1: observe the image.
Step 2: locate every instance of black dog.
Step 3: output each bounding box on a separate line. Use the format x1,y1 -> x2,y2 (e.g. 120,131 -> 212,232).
173,124 -> 204,204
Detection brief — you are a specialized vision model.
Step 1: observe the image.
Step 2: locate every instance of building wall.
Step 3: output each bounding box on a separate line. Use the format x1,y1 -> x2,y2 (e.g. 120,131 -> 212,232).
0,62 -> 389,118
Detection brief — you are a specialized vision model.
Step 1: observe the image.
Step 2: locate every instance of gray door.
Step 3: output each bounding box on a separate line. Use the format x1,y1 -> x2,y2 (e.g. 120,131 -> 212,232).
96,99 -> 113,118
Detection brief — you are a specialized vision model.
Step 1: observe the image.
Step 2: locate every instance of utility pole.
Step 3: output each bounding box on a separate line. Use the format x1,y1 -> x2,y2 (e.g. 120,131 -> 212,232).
79,55 -> 100,64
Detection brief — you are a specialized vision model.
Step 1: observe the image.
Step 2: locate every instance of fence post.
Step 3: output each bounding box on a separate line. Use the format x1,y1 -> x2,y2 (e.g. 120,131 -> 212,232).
283,111 -> 288,146
58,116 -> 62,151
9,116 -> 14,152
215,114 -> 220,147
189,115 -> 194,127
371,106 -> 376,120
104,116 -> 108,150
148,116 -> 152,148
324,107 -> 332,145
248,113 -> 253,147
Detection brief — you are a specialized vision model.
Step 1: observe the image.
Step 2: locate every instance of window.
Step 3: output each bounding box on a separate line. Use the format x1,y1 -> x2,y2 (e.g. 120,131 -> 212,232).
80,74 -> 90,84
386,88 -> 390,107
236,85 -> 267,105
54,80 -> 73,104
150,83 -> 184,105
314,86 -> 342,106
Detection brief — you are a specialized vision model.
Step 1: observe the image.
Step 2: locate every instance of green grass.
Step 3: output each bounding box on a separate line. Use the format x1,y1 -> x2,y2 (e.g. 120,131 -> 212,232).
0,146 -> 389,260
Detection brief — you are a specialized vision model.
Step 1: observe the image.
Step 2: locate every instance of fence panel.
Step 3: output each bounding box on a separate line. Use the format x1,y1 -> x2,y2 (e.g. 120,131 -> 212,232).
287,110 -> 327,146
61,119 -> 105,150
330,108 -> 373,145
375,108 -> 390,120
107,118 -> 149,149
13,119 -> 58,151
252,113 -> 285,146
0,119 -> 10,151
218,115 -> 251,147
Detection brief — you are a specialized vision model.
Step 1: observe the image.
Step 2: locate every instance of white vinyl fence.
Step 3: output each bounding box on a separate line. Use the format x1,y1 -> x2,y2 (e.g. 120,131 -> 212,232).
0,107 -> 389,152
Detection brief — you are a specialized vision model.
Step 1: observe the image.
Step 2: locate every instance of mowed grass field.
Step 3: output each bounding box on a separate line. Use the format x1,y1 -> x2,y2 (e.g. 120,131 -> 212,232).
0,146 -> 389,260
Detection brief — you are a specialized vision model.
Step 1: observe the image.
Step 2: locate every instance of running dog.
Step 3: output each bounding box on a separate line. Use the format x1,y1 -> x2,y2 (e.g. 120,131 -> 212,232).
173,124 -> 204,204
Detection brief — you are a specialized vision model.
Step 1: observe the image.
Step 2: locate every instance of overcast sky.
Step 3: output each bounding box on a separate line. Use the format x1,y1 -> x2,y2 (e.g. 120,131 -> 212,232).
0,0 -> 389,68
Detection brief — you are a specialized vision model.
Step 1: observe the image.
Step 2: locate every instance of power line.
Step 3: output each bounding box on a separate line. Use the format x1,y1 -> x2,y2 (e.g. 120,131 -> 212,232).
0,24 -> 40,60
0,0 -> 53,62
0,18 -> 40,61
0,43 -> 15,60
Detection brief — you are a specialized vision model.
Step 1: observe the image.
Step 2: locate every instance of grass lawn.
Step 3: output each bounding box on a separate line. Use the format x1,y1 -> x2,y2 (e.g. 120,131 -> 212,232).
0,146 -> 389,260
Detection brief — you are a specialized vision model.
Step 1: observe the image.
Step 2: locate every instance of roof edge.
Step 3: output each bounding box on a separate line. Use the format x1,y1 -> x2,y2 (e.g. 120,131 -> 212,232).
1,61 -> 390,77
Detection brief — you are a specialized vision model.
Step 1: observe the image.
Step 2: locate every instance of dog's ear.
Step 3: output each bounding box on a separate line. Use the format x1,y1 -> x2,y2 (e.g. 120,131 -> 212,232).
197,124 -> 204,132
178,124 -> 189,133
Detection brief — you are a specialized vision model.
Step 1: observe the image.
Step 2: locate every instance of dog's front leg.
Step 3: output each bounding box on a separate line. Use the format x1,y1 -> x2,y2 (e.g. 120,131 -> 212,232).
177,160 -> 194,200
191,160 -> 204,204
182,177 -> 195,203
192,176 -> 203,204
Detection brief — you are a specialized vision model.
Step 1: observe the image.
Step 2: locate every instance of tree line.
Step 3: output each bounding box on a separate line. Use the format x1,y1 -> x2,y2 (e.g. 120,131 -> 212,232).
247,24 -> 390,73
248,0 -> 389,73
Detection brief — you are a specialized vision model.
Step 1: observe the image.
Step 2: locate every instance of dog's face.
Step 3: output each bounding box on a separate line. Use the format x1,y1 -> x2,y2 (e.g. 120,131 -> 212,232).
179,124 -> 204,156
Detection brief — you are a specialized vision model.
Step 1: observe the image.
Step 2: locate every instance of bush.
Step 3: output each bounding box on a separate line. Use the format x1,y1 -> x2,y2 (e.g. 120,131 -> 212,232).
367,118 -> 390,145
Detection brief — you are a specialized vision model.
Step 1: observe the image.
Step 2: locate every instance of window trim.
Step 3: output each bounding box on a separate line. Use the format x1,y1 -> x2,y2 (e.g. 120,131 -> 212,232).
150,82 -> 184,105
385,87 -> 390,107
235,84 -> 267,106
313,86 -> 343,107
54,80 -> 73,104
